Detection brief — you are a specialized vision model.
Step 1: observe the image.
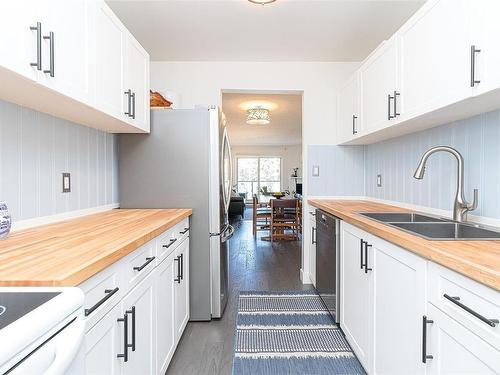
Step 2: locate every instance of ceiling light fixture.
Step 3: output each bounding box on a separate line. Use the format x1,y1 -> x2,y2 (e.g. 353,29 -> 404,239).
246,107 -> 271,125
248,0 -> 277,5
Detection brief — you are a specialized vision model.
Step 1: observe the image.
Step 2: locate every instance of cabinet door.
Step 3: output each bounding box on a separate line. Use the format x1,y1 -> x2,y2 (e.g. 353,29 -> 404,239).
309,215 -> 317,286
84,302 -> 122,375
426,304 -> 500,374
373,242 -> 427,375
156,253 -> 176,375
95,0 -> 125,119
360,38 -> 398,134
124,35 -> 150,132
337,73 -> 360,143
37,0 -> 92,104
122,271 -> 156,375
174,238 -> 190,342
340,223 -> 372,371
0,1 -> 40,81
469,0 -> 500,96
398,0 -> 471,121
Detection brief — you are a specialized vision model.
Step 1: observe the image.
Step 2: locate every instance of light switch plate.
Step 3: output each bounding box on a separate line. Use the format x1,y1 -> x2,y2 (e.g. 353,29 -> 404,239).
62,173 -> 71,193
312,165 -> 320,177
377,174 -> 382,187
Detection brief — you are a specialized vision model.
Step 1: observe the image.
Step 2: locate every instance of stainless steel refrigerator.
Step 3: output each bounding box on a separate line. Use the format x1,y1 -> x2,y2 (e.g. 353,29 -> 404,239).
119,106 -> 233,321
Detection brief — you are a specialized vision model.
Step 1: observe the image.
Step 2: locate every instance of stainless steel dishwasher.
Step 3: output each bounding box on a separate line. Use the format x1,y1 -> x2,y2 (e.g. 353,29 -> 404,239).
315,209 -> 340,323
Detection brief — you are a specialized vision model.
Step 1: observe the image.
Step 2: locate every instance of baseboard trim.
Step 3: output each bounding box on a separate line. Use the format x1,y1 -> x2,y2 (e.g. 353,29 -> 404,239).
300,268 -> 312,285
11,203 -> 120,232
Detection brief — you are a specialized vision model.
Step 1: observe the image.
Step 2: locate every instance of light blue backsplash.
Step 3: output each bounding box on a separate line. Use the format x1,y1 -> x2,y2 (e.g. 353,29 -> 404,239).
308,109 -> 500,219
365,110 -> 500,219
0,100 -> 119,222
307,145 -> 365,196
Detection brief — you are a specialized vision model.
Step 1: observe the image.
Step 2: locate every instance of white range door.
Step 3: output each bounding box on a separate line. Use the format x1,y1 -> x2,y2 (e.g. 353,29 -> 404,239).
0,287 -> 85,375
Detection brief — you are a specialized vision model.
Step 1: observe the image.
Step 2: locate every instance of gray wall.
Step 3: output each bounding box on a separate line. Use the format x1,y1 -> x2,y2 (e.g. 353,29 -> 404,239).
0,100 -> 119,222
307,109 -> 500,219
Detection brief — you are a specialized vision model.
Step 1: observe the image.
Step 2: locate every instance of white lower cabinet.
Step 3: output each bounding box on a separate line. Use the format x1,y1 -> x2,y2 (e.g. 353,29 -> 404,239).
121,271 -> 156,375
82,223 -> 190,375
426,303 -> 500,374
340,220 -> 500,375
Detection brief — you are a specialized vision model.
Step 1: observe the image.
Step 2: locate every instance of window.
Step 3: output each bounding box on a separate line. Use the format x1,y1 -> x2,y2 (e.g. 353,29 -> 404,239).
237,157 -> 281,200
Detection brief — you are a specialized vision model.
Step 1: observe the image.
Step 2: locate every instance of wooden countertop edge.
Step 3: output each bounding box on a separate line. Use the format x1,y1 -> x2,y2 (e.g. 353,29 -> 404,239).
0,209 -> 192,287
309,199 -> 500,291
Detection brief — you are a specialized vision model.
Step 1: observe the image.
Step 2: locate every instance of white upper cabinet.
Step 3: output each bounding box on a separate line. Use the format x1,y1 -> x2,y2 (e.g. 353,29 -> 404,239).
337,73 -> 360,144
0,0 -> 150,134
95,1 -> 126,121
468,0 -> 500,96
359,37 -> 399,134
397,0 -> 471,122
0,1 -> 41,81
124,35 -> 150,132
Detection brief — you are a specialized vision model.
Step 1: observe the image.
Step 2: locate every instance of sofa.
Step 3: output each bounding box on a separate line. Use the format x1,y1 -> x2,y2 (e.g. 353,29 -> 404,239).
229,194 -> 246,218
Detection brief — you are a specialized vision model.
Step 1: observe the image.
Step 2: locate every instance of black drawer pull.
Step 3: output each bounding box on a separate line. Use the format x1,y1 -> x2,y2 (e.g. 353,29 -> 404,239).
85,287 -> 119,316
422,315 -> 434,363
443,294 -> 499,327
117,313 -> 129,362
180,227 -> 190,234
163,238 -> 177,248
133,256 -> 155,272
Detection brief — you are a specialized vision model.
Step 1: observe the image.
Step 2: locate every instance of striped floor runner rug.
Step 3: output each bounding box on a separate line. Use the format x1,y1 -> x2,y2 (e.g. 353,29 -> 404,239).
232,291 -> 365,375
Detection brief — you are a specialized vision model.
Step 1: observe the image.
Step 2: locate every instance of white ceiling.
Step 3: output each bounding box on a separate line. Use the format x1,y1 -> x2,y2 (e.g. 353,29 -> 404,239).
107,0 -> 424,62
223,92 -> 302,146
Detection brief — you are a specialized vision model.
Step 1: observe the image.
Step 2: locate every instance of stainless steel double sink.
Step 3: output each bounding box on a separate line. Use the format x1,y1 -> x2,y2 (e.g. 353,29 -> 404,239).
358,212 -> 500,240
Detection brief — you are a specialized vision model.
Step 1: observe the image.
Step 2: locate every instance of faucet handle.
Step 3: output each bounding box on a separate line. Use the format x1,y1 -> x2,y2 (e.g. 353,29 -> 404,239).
468,189 -> 479,211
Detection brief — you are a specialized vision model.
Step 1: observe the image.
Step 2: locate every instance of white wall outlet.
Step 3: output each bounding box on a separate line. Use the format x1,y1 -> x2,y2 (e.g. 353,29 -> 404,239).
312,165 -> 320,177
62,173 -> 71,193
377,174 -> 382,187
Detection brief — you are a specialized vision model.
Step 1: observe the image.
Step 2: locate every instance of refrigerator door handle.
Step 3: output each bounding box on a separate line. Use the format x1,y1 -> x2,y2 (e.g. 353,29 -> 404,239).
221,225 -> 234,243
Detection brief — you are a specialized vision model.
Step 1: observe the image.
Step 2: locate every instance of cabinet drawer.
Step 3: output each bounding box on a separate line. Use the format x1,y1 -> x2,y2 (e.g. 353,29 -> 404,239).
428,262 -> 500,349
156,218 -> 189,264
79,262 -> 123,331
122,239 -> 156,293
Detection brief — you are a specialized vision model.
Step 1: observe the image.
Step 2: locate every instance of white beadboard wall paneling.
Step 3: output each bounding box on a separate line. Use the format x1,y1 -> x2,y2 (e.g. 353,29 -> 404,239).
307,145 -> 365,197
0,100 -> 119,223
364,109 -> 500,219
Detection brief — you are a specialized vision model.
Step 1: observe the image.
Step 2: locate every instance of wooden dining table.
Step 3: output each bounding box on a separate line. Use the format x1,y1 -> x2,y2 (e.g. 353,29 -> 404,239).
258,195 -> 301,241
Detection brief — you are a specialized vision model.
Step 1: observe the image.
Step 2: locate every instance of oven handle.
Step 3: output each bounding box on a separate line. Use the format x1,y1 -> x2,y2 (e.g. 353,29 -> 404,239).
44,318 -> 85,375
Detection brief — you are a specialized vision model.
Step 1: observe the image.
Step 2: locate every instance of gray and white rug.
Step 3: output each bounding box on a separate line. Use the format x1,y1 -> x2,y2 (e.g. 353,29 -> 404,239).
232,291 -> 365,375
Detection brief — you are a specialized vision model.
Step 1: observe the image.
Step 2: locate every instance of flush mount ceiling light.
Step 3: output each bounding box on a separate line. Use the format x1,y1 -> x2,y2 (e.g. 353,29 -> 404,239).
246,107 -> 271,125
248,0 -> 277,5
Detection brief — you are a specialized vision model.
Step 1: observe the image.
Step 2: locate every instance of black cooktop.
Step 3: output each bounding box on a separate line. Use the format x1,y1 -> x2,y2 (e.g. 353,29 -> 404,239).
0,292 -> 60,330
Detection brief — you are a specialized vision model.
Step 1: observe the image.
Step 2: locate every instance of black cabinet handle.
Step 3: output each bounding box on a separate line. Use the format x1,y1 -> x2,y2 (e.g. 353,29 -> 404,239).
126,306 -> 136,351
311,227 -> 316,244
360,239 -> 365,269
443,294 -> 499,327
352,115 -> 358,135
117,313 -> 129,362
84,287 -> 119,316
174,256 -> 181,283
133,256 -> 155,272
309,211 -> 316,216
131,92 -> 136,119
470,45 -> 481,87
163,238 -> 177,249
387,94 -> 395,120
30,22 -> 42,70
124,89 -> 131,116
393,91 -> 400,118
43,31 -> 54,77
422,315 -> 434,363
364,242 -> 373,273
180,227 -> 190,234
180,253 -> 184,280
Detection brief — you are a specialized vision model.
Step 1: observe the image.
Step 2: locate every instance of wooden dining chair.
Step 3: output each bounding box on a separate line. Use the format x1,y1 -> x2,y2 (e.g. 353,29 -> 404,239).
270,198 -> 299,242
253,194 -> 271,237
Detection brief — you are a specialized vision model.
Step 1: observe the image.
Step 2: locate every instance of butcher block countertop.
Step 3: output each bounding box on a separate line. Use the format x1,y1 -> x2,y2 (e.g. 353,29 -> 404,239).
309,199 -> 500,291
0,209 -> 192,287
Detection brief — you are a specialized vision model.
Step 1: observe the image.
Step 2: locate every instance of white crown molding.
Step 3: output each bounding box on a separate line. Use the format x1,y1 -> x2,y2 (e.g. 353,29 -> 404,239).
11,203 -> 120,232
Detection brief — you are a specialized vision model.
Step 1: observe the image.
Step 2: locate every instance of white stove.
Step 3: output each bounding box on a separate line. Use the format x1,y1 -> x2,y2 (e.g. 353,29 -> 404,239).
0,287 -> 84,375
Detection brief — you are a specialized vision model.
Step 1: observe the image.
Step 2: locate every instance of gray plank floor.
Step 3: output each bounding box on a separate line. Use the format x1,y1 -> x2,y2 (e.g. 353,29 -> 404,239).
166,215 -> 313,375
